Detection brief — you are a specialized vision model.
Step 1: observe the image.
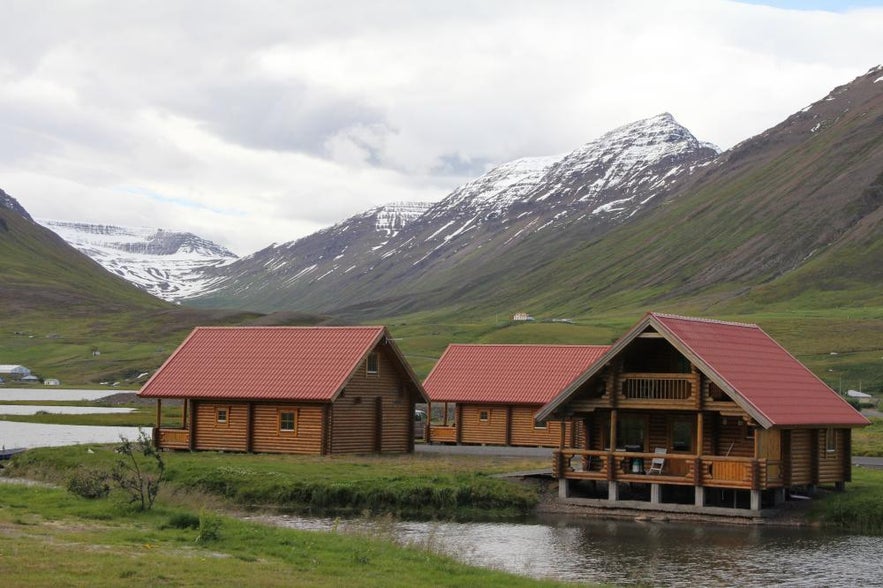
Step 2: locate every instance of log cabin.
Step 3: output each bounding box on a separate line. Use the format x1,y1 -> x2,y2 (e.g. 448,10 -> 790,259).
424,344 -> 609,447
139,326 -> 427,455
535,313 -> 870,511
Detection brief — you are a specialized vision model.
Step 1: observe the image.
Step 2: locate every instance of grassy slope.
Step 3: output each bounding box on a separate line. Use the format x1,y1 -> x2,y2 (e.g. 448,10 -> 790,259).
0,208 -> 330,386
0,482 -> 566,587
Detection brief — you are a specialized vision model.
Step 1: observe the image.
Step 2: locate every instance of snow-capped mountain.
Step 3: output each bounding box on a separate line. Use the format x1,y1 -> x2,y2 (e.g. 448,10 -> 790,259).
188,113 -> 719,314
193,201 -> 433,307
38,220 -> 238,301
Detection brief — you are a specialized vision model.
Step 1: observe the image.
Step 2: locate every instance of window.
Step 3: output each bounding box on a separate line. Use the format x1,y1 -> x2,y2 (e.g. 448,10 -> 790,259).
671,417 -> 692,452
216,407 -> 228,425
616,415 -> 646,451
825,427 -> 836,452
279,410 -> 296,433
366,352 -> 379,375
479,410 -> 489,422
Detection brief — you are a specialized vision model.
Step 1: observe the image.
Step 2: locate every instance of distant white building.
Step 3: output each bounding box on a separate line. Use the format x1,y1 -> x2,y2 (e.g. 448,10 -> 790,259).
44,378 -> 61,386
0,365 -> 31,380
847,389 -> 876,407
513,312 -> 534,321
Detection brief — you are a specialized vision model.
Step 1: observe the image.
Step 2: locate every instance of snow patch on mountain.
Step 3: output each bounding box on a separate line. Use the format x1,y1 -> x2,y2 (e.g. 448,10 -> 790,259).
38,219 -> 238,301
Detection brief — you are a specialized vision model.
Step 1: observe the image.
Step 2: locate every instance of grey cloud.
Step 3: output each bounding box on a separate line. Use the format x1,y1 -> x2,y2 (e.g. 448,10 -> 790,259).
165,79 -> 391,157
431,152 -> 493,178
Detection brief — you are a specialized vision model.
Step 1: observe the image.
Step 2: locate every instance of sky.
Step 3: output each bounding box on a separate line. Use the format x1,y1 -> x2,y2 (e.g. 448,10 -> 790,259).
2,0 -> 883,255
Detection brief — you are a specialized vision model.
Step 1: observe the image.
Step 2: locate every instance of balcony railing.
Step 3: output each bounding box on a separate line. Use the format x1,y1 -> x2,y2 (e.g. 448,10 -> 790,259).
553,449 -> 781,490
429,425 -> 457,444
157,427 -> 190,450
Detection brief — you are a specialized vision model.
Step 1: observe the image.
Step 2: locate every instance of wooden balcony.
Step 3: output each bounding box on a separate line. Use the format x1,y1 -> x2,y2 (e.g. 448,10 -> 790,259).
157,427 -> 190,450
617,373 -> 696,410
554,449 -> 783,490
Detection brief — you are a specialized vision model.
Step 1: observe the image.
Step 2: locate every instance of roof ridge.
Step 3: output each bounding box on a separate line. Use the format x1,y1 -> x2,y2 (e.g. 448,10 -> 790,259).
193,325 -> 385,330
651,312 -> 758,329
449,343 -> 608,347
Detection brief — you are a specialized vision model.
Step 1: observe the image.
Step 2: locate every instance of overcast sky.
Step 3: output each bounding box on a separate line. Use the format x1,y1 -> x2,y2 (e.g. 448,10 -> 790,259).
2,0 -> 883,255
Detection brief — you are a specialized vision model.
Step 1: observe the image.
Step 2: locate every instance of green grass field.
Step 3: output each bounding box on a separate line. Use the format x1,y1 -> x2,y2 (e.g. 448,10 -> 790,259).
0,481 -> 569,587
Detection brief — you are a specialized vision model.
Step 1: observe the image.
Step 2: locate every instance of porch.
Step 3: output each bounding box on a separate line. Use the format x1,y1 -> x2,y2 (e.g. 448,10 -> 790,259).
554,448 -> 784,510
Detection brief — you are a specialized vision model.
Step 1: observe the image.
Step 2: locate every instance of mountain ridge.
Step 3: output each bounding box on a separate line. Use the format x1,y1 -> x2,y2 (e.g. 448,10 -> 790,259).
189,112 -> 719,313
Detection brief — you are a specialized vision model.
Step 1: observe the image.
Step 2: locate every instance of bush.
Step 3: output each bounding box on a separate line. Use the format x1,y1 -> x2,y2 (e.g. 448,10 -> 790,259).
67,467 -> 111,499
112,430 -> 165,511
163,512 -> 201,530
196,510 -> 222,543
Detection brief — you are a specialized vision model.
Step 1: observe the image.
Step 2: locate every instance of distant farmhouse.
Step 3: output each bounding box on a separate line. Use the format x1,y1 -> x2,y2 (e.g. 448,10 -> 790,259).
537,313 -> 870,512
424,344 -> 608,447
0,365 -> 31,380
512,312 -> 534,321
140,326 -> 427,455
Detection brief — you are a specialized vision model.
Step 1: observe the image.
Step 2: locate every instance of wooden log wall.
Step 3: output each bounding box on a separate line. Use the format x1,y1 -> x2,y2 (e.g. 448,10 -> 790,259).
193,401 -> 248,452
459,405 -> 507,445
250,403 -> 325,455
788,429 -> 813,485
331,346 -> 413,454
817,428 -> 846,485
509,405 -> 572,447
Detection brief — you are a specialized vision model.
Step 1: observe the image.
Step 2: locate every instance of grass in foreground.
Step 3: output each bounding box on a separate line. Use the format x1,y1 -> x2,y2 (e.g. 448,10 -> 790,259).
809,467 -> 883,534
5,446 -> 549,520
0,482 -> 568,587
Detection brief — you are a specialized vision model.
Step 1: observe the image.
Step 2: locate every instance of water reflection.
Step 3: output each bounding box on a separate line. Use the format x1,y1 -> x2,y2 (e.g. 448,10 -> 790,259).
0,421 -> 147,449
0,388 -> 144,449
0,405 -> 134,415
250,512 -> 883,586
0,388 -> 120,401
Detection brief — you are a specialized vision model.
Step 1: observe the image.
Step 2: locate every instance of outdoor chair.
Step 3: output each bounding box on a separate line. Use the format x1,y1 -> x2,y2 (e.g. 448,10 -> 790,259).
647,447 -> 667,475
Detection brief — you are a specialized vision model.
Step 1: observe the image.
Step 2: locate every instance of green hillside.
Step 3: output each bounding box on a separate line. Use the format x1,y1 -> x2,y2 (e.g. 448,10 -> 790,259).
0,206 -> 331,386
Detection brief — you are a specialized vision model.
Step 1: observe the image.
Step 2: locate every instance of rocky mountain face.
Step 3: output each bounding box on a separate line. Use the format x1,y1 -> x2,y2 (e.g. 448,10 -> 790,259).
189,114 -> 719,313
0,188 -> 33,221
37,220 -> 238,302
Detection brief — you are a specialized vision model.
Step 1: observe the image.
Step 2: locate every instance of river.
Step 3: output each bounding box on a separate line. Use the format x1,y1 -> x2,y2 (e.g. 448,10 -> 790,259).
250,512 -> 883,586
0,387 -> 145,449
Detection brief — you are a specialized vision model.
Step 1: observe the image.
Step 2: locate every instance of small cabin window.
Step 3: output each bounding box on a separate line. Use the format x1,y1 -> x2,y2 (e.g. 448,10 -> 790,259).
216,407 -> 228,425
366,352 -> 379,375
533,415 -> 547,430
479,410 -> 489,422
279,410 -> 296,433
825,427 -> 836,452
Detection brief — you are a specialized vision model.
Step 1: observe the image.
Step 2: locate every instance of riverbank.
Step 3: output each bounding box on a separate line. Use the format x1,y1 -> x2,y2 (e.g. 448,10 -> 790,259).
0,479 -> 568,587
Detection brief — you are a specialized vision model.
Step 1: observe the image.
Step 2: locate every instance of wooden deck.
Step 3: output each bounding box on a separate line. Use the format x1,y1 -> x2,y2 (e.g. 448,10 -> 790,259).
554,449 -> 783,490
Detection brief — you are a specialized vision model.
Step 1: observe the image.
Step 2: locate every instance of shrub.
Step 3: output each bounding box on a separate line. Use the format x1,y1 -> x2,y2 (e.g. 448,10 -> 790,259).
67,467 -> 111,499
112,430 -> 165,511
196,510 -> 222,543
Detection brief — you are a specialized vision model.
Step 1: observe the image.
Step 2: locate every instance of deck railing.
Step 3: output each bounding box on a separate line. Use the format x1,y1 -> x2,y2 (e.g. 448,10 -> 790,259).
429,425 -> 457,444
620,374 -> 693,401
554,448 -> 777,490
157,427 -> 190,450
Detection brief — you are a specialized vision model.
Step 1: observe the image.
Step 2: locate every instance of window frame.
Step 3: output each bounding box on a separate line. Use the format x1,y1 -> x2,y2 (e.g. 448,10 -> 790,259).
825,427 -> 837,453
669,416 -> 693,453
616,414 -> 648,451
278,409 -> 297,434
215,406 -> 229,426
366,352 -> 379,375
478,409 -> 490,423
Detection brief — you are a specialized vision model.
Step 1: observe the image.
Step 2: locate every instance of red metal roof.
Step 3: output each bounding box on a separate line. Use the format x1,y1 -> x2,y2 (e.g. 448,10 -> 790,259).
651,313 -> 869,427
139,326 -> 392,401
424,344 -> 609,405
